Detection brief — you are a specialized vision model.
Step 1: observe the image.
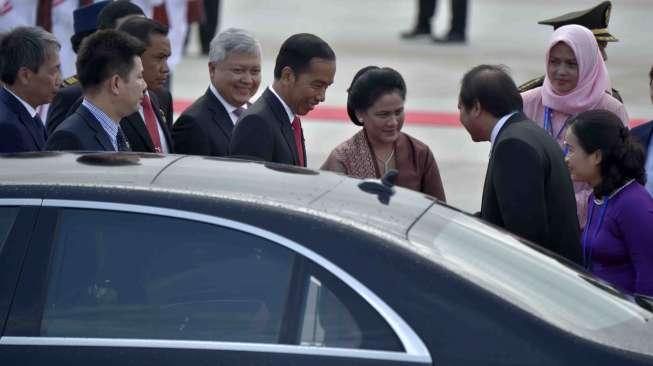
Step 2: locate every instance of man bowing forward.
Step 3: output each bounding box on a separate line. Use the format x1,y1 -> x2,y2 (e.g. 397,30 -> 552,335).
458,65 -> 581,265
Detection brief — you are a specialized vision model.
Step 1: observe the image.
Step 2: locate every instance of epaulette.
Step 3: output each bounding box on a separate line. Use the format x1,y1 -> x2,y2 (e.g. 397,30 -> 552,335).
62,75 -> 79,88
611,88 -> 623,103
518,76 -> 544,93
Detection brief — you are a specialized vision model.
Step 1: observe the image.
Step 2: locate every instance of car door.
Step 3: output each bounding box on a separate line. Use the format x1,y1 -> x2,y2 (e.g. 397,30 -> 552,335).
0,200 -> 430,366
0,200 -> 40,336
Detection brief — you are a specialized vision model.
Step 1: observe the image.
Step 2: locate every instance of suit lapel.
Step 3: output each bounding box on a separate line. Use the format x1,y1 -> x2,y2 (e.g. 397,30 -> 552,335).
644,123 -> 653,152
124,112 -> 154,151
204,88 -> 235,140
1,88 -> 46,149
78,105 -> 115,151
263,89 -> 299,165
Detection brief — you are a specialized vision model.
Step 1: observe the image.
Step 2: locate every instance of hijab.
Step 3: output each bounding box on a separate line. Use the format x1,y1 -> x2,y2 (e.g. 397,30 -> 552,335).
542,24 -> 611,115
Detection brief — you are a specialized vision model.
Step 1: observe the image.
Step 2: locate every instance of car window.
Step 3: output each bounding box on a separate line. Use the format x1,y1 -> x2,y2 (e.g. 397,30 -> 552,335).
408,206 -> 652,349
0,207 -> 19,254
298,262 -> 403,352
41,208 -> 294,344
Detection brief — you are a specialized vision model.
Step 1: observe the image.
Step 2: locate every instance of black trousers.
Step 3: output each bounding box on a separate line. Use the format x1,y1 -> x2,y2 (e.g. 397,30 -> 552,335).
200,0 -> 221,54
415,0 -> 468,36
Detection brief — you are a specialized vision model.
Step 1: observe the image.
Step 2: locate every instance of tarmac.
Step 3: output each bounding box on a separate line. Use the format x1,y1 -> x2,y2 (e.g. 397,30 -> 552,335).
172,0 -> 652,213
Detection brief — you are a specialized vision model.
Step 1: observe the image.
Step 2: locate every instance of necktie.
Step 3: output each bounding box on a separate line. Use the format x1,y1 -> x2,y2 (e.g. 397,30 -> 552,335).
141,95 -> 163,153
291,117 -> 305,167
33,114 -> 47,142
233,107 -> 245,119
33,114 -> 44,127
116,127 -> 131,152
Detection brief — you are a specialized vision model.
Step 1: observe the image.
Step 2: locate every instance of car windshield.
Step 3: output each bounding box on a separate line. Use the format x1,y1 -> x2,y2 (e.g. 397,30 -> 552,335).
408,204 -> 653,354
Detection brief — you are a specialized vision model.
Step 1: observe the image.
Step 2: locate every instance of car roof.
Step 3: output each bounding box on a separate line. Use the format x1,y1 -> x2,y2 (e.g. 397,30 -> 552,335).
0,152 -> 435,239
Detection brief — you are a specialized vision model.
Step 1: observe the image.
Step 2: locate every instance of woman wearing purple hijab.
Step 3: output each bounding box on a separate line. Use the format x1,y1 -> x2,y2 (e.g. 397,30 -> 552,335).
522,24 -> 629,229
564,109 -> 653,296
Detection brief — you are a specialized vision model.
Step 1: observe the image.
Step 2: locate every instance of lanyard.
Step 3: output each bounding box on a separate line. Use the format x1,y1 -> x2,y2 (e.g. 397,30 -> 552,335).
581,197 -> 609,269
543,107 -> 567,140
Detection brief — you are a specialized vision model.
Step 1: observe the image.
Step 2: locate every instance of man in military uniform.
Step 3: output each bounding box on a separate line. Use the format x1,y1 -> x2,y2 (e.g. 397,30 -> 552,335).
518,1 -> 622,102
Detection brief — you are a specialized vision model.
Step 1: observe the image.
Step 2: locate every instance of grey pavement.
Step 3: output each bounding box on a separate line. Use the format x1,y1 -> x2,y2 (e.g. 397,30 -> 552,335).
172,0 -> 652,212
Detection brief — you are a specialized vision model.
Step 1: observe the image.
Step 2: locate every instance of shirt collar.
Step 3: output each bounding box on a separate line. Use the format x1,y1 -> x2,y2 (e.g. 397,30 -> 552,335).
268,85 -> 295,124
4,87 -> 37,118
490,111 -> 518,145
209,83 -> 246,123
209,83 -> 241,113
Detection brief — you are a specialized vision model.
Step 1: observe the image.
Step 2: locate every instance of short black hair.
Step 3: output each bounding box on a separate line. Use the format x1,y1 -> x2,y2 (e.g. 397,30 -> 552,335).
347,66 -> 406,126
459,64 -> 523,118
273,33 -> 335,79
97,0 -> 144,30
649,65 -> 653,85
118,17 -> 168,46
568,109 -> 646,198
76,29 -> 145,91
0,27 -> 60,85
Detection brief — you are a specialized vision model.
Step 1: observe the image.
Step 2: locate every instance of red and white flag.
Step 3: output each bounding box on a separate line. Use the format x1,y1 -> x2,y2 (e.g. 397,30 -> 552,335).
0,1 -> 13,16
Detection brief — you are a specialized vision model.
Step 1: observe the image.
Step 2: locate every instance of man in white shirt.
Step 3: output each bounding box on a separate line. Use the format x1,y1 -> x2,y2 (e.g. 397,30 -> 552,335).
229,33 -> 336,167
0,27 -> 61,153
458,64 -> 581,265
172,28 -> 262,157
118,16 -> 173,153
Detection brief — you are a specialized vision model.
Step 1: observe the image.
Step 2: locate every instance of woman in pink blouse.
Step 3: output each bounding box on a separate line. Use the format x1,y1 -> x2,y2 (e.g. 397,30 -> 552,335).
521,24 -> 628,229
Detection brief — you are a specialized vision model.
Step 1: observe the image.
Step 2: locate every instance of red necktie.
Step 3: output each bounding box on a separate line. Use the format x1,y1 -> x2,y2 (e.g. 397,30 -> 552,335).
142,95 -> 163,153
291,117 -> 305,167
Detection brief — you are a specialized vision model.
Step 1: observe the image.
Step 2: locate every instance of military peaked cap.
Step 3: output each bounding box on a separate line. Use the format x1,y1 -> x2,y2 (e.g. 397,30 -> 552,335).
538,1 -> 618,42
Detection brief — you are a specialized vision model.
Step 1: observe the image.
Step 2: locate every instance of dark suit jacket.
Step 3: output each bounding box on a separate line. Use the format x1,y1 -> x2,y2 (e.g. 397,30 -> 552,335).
0,88 -> 47,153
151,88 -> 173,130
47,84 -> 174,136
121,92 -> 173,153
46,82 -> 82,135
632,120 -> 653,153
229,88 -> 306,166
46,104 -> 116,152
172,88 -> 233,157
482,112 -> 581,264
